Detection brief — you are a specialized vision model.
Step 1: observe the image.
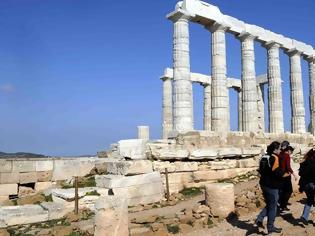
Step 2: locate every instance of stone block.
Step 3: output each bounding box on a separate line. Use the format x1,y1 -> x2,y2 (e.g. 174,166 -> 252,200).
18,186 -> 35,197
12,160 -> 36,172
96,172 -> 162,188
107,160 -> 153,176
52,159 -> 95,180
193,168 -> 255,182
218,148 -> 242,157
153,161 -> 176,173
0,160 -> 12,173
0,173 -> 19,184
0,196 -> 8,204
0,205 -> 48,226
37,171 -> 52,182
0,184 -> 17,195
205,183 -> 235,218
237,158 -> 258,168
35,182 -> 52,192
242,147 -> 263,156
174,162 -> 198,172
40,202 -> 72,220
19,172 -> 37,184
152,148 -> 189,160
208,160 -> 238,170
118,139 -> 147,160
35,160 -> 53,172
94,196 -> 129,236
161,172 -> 193,185
189,149 -> 218,160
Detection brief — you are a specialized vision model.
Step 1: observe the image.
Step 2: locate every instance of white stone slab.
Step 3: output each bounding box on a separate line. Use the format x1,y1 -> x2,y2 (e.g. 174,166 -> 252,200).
218,148 -> 242,157
0,173 -> 19,184
0,160 -> 12,173
52,159 -> 95,180
35,182 -> 52,192
0,205 -> 48,226
107,160 -> 153,176
118,139 -> 147,160
174,162 -> 198,172
153,161 -> 176,173
40,202 -> 72,220
35,160 -> 53,172
95,172 -> 162,188
189,149 -> 218,160
12,160 -> 36,172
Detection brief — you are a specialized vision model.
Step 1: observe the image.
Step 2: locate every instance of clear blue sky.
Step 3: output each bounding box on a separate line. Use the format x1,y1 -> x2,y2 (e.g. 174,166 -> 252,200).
0,0 -> 314,156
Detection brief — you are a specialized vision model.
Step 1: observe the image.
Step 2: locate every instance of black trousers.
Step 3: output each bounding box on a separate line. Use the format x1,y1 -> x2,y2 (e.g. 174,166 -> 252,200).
279,176 -> 293,208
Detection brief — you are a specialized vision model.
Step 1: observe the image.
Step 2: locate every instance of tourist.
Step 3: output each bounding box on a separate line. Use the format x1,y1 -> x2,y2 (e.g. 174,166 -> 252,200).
278,145 -> 296,211
298,148 -> 315,225
255,141 -> 289,234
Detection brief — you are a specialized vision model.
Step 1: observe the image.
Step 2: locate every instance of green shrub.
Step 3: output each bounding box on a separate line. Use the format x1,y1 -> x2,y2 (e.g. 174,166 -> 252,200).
179,187 -> 203,198
166,224 -> 179,234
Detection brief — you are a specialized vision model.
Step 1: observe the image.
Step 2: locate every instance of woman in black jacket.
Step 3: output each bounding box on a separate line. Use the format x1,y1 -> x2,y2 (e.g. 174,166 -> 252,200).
255,141 -> 289,234
299,148 -> 315,225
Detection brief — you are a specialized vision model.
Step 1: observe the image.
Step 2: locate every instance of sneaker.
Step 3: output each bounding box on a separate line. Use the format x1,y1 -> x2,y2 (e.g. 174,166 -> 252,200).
255,220 -> 264,229
300,217 -> 308,225
267,227 -> 282,234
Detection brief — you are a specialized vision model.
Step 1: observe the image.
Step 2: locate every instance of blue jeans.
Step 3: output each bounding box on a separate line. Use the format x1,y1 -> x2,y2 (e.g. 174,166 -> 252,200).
302,183 -> 315,220
256,185 -> 279,230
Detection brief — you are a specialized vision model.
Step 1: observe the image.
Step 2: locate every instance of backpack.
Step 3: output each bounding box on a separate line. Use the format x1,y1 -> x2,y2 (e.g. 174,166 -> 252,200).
258,154 -> 272,176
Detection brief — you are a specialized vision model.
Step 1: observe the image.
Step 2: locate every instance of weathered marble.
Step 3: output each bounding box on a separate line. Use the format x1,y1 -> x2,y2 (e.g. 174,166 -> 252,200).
203,83 -> 211,131
307,57 -> 315,135
161,76 -> 173,138
137,126 -> 149,140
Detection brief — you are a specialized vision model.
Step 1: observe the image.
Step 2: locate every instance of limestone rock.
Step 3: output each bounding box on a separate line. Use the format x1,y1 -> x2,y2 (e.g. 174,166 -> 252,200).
0,184 -> 17,195
40,202 -> 73,220
153,161 -> 176,173
94,196 -> 129,236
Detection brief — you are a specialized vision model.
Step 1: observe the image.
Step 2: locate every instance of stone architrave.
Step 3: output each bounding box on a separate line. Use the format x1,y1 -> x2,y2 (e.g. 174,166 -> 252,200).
256,84 -> 265,132
168,10 -> 193,132
162,77 -> 173,138
208,23 -> 229,132
287,50 -> 306,133
238,32 -> 258,132
306,57 -> 315,135
265,42 -> 284,133
203,83 -> 211,131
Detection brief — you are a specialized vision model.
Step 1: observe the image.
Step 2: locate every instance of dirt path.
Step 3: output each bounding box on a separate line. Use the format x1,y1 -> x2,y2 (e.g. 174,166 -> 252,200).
184,193 -> 315,236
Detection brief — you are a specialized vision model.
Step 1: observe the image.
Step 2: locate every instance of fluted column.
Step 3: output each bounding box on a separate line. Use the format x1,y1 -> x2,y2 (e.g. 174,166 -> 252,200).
203,83 -> 211,131
306,57 -> 315,135
168,11 -> 193,132
257,84 -> 265,132
265,42 -> 284,133
287,50 -> 305,133
238,33 -> 258,132
237,89 -> 243,131
162,77 -> 173,138
208,23 -> 229,132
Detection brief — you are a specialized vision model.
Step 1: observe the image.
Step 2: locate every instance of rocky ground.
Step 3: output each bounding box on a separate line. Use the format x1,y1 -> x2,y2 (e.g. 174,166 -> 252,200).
1,176 -> 315,236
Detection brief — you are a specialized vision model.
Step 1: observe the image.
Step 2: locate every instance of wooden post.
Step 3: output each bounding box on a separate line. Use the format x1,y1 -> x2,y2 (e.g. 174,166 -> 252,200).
74,176 -> 79,214
165,168 -> 170,202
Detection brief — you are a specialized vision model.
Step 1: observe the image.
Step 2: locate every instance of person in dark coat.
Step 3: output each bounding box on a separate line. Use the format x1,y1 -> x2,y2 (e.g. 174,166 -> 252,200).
255,141 -> 289,234
299,148 -> 315,225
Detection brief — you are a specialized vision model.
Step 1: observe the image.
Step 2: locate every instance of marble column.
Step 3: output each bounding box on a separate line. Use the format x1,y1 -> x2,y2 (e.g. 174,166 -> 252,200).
162,77 -> 173,138
237,89 -> 243,131
208,23 -> 229,132
287,50 -> 305,133
306,57 -> 315,135
137,126 -> 149,140
168,11 -> 193,132
265,42 -> 284,133
238,33 -> 258,132
257,84 -> 265,132
203,83 -> 211,131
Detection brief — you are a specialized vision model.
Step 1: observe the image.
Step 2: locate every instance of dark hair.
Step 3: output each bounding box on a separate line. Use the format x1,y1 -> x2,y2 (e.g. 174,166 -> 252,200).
266,141 -> 280,156
304,148 -> 315,161
281,140 -> 290,149
284,145 -> 294,152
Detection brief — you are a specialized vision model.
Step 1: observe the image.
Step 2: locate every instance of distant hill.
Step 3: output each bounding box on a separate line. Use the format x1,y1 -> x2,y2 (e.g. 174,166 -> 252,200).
0,151 -> 47,159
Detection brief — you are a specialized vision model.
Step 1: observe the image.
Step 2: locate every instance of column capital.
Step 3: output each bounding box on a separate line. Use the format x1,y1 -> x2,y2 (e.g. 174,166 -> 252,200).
304,55 -> 315,63
263,41 -> 281,49
167,9 -> 191,23
205,22 -> 229,33
285,48 -> 302,57
236,31 -> 256,42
